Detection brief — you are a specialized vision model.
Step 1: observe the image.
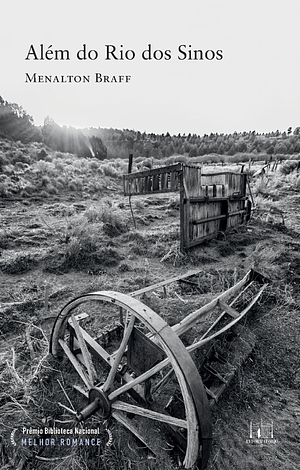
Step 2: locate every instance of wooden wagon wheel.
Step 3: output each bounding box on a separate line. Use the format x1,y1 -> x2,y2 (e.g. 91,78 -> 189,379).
50,291 -> 212,469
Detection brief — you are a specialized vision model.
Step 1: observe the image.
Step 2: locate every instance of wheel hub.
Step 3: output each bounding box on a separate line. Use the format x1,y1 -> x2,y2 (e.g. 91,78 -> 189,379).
77,387 -> 111,421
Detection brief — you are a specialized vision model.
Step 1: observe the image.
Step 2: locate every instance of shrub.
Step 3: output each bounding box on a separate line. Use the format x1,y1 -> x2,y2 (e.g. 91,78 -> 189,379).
134,200 -> 144,210
36,148 -> 51,161
83,202 -> 128,236
53,160 -> 65,172
0,252 -> 38,274
47,184 -> 59,194
0,183 -> 9,197
101,163 -> 120,178
142,158 -> 152,169
89,160 -> 100,171
35,160 -> 51,173
63,233 -> 98,268
285,173 -> 300,190
23,184 -> 36,194
173,155 -> 188,164
0,152 -> 9,168
54,151 -> 66,159
41,175 -> 51,187
54,222 -> 123,271
68,181 -> 78,191
280,161 -> 298,175
7,150 -> 31,164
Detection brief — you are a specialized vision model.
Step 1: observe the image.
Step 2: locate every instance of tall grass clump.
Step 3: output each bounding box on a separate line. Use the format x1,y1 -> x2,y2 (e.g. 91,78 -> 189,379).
280,160 -> 299,175
101,163 -> 120,178
84,200 -> 128,236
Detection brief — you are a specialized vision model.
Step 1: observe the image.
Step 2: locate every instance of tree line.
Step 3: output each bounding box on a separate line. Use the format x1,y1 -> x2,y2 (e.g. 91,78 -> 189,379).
1,95 -> 300,161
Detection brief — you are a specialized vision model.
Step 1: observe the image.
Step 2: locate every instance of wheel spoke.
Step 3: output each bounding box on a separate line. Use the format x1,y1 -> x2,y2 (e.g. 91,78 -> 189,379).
76,327 -> 112,364
111,400 -> 188,428
102,313 -> 135,393
112,410 -> 159,454
58,338 -> 90,388
108,355 -> 170,401
151,367 -> 174,395
69,314 -> 97,384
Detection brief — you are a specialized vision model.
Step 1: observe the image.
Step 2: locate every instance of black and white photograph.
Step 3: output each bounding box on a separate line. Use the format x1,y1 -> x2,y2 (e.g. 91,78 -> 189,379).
0,1 -> 299,469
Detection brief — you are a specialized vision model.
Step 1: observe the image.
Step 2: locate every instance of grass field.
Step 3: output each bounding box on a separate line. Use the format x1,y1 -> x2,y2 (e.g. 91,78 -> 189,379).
0,143 -> 300,470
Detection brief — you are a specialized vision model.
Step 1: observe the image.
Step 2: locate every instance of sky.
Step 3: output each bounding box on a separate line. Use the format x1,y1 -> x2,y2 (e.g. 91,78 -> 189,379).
1,0 -> 299,136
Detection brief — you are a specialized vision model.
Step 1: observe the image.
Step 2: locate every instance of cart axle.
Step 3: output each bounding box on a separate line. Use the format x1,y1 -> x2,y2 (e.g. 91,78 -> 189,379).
77,387 -> 111,421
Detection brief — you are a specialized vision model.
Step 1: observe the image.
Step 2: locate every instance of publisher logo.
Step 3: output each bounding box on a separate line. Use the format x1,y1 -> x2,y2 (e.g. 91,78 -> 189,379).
246,420 -> 277,445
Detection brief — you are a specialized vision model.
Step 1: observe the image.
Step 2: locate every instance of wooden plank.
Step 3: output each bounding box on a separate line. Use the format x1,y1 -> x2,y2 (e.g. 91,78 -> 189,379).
172,270 -> 251,336
218,299 -> 240,318
135,177 -> 140,194
111,401 -> 188,428
207,185 -> 214,197
192,213 -> 227,225
200,281 -> 255,341
161,172 -> 167,190
69,315 -> 97,384
102,314 -> 135,392
180,173 -> 185,251
170,171 -> 176,191
185,198 -> 191,248
189,197 -> 229,203
201,185 -> 208,197
186,284 -> 268,352
124,163 -> 185,195
76,328 -> 112,364
58,338 -> 90,388
208,327 -> 256,405
189,167 -> 198,197
130,268 -> 204,297
181,169 -> 190,250
153,174 -> 159,191
216,184 -> 223,197
124,163 -> 182,179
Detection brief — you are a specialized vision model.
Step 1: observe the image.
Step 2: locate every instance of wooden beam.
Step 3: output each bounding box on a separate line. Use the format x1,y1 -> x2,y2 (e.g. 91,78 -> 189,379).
69,315 -> 97,385
172,270 -> 251,336
58,339 -> 90,388
102,314 -> 135,393
130,269 -> 203,297
124,163 -> 182,179
186,284 -> 267,352
192,214 -> 227,225
111,401 -> 188,428
218,300 -> 240,318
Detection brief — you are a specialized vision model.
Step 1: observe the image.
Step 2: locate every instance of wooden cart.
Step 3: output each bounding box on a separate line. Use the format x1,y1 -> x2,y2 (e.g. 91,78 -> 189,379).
50,269 -> 268,469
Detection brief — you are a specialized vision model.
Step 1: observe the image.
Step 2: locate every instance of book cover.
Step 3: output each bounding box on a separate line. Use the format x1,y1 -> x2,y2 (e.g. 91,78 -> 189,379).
1,1 -> 299,469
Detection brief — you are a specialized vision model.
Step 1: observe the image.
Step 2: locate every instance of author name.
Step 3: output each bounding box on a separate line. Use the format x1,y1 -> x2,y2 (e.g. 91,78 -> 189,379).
25,73 -> 131,83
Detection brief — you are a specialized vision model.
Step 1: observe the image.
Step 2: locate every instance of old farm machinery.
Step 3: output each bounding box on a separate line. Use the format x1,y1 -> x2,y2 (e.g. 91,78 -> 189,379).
49,268 -> 268,469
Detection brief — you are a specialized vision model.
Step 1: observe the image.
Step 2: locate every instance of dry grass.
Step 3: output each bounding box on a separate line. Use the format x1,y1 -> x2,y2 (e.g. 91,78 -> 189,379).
1,146 -> 300,470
